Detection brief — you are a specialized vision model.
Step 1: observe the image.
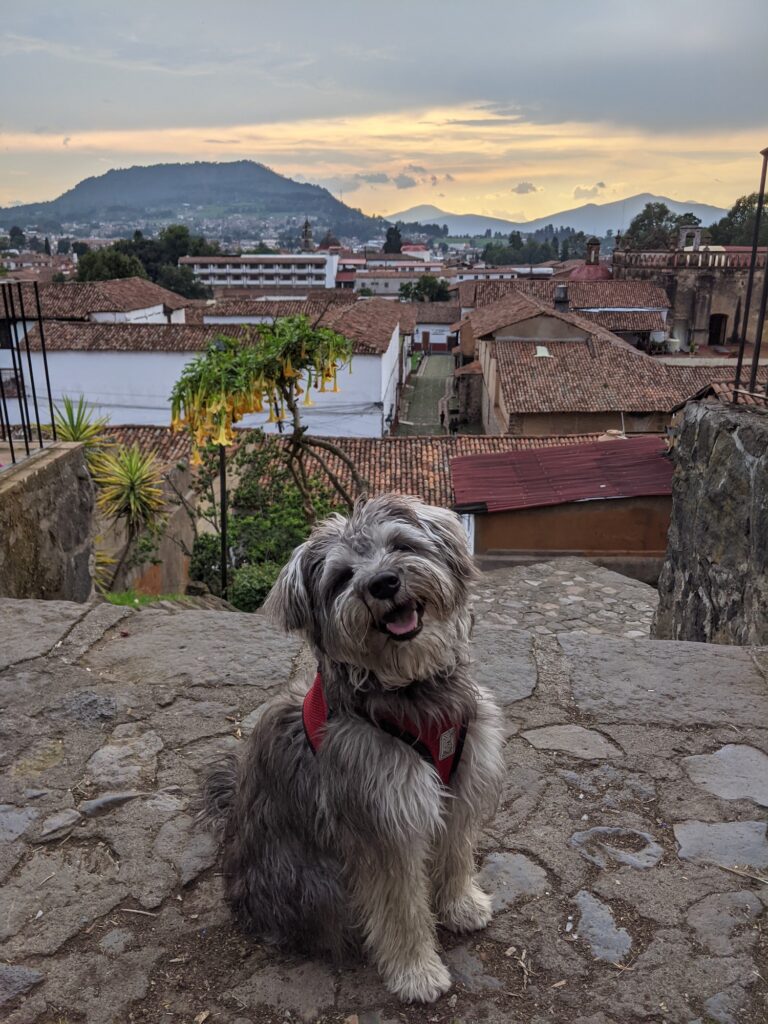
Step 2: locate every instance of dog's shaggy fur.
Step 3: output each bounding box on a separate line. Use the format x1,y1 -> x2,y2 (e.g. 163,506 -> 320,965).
203,494 -> 505,1003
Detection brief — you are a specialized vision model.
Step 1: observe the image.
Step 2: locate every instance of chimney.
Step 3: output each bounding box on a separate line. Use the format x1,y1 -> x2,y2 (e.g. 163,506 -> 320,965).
586,237 -> 600,265
554,283 -> 569,311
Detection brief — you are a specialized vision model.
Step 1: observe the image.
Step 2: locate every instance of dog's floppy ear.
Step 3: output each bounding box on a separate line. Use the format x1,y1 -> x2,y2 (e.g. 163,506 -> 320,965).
262,541 -> 312,633
417,502 -> 479,583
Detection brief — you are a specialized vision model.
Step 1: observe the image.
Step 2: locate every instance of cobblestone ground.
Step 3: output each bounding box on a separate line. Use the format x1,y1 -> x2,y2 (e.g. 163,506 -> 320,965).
1,559 -> 767,1024
397,355 -> 453,435
474,557 -> 658,639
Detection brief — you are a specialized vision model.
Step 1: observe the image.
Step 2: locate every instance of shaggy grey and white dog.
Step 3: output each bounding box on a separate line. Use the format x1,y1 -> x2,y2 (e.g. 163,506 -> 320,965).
204,494 -> 505,1003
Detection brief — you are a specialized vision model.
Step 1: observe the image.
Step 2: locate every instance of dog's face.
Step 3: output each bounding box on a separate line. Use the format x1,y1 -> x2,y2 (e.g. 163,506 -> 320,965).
264,494 -> 478,686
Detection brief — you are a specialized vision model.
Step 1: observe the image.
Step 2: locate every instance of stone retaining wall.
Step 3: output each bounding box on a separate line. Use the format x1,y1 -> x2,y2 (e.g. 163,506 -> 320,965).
0,442 -> 94,601
654,401 -> 768,644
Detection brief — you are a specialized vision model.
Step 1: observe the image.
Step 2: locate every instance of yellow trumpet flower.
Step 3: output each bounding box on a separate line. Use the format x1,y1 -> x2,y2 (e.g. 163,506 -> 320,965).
266,404 -> 277,423
190,447 -> 203,467
213,422 -> 231,447
282,355 -> 297,379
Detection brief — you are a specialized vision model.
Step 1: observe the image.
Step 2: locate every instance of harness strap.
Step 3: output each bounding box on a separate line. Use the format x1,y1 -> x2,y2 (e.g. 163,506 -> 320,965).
302,672 -> 467,786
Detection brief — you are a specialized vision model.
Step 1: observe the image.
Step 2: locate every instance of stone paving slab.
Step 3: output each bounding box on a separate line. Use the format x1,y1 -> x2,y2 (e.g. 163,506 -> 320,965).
0,564 -> 767,1023
474,557 -> 658,638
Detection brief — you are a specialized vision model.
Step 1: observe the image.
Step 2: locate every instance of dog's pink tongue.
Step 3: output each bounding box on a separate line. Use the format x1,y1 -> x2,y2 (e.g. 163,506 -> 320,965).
386,608 -> 419,635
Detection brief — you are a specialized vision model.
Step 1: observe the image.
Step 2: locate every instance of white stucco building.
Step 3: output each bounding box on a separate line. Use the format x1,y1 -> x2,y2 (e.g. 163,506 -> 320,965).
16,299 -> 407,438
178,253 -> 339,291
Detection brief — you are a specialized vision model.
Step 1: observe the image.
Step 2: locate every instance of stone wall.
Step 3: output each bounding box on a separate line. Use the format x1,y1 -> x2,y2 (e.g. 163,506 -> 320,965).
614,260 -> 766,349
0,442 -> 94,601
654,402 -> 768,644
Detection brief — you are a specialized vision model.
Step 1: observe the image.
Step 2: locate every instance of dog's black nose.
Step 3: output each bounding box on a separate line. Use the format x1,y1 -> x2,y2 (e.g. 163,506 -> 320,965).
368,571 -> 400,600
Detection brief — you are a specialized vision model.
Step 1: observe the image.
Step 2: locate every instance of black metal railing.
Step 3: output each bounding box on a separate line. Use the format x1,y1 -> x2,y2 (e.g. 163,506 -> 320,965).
0,281 -> 56,465
733,147 -> 768,403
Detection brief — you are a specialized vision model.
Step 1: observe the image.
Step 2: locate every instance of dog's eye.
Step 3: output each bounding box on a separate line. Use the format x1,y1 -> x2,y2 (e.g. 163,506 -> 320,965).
391,541 -> 416,553
329,568 -> 353,594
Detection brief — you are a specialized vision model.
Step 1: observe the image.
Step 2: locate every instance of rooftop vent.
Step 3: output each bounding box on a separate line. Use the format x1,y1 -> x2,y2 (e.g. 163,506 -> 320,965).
535,345 -> 552,358
553,283 -> 569,310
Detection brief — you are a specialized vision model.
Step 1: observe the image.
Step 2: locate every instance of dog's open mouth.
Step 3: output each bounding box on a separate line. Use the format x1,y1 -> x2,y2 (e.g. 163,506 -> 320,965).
380,600 -> 423,641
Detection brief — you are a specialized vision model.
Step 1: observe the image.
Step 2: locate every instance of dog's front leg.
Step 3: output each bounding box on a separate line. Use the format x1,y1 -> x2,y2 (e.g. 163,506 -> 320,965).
347,835 -> 451,1003
431,693 -> 505,933
430,796 -> 492,933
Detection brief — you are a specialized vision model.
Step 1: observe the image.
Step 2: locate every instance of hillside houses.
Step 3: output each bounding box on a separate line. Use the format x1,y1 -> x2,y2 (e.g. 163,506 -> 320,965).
453,291 -> 740,435
454,279 -> 671,352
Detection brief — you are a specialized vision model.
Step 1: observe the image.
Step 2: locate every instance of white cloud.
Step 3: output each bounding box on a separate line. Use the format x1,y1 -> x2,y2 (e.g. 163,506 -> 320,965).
573,181 -> 607,199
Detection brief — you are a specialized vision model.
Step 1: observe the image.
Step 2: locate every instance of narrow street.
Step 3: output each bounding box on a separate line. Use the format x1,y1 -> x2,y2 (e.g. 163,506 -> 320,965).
397,354 -> 453,435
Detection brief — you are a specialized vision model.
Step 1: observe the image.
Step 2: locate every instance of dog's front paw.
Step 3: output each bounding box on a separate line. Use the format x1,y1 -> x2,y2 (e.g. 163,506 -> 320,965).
439,883 -> 493,933
387,954 -> 451,1003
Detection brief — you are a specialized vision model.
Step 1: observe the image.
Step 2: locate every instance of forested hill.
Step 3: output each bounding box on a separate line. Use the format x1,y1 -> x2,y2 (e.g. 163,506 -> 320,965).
0,160 -> 383,236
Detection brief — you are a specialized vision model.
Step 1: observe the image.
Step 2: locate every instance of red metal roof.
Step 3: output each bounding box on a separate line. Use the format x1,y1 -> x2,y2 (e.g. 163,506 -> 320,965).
450,434 -> 672,513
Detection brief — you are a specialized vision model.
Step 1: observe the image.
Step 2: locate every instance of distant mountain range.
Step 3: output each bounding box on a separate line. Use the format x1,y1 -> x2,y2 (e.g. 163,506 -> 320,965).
389,194 -> 730,237
0,160 -> 384,238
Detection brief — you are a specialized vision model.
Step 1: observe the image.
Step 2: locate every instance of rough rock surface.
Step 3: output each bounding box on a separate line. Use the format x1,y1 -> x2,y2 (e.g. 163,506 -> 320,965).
0,442 -> 95,603
1,560 -> 767,1023
654,402 -> 768,645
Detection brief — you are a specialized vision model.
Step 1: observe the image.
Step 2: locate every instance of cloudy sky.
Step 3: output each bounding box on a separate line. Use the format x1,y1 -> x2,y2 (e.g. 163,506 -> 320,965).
2,1 -> 766,220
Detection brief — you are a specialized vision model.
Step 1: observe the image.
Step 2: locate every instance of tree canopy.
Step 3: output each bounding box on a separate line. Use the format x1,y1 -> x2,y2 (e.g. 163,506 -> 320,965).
383,226 -> 403,253
77,248 -> 148,281
709,193 -> 768,247
399,274 -> 450,302
621,202 -> 700,250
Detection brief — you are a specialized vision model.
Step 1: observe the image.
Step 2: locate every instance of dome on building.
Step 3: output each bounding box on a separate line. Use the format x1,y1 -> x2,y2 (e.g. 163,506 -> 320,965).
569,236 -> 612,281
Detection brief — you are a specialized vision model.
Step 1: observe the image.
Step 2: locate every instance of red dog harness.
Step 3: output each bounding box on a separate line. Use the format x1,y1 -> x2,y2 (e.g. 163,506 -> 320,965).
302,672 -> 467,786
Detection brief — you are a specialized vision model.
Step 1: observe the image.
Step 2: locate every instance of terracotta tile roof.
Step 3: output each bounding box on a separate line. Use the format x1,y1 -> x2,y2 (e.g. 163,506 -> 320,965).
319,298 -> 402,355
28,298 -> 402,356
409,302 -> 461,325
25,321 -> 251,352
365,252 -> 425,262
179,254 -> 328,265
105,429 -> 604,505
578,311 -> 666,333
492,336 -> 691,415
356,269 -> 431,279
666,366 -> 768,410
17,277 -> 188,319
461,292 -> 629,345
451,435 -> 672,513
183,296 -> 348,324
397,305 -> 418,333
103,425 -> 192,467
465,279 -> 670,311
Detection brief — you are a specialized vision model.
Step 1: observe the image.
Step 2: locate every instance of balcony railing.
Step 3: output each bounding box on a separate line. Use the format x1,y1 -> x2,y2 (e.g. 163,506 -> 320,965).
0,281 -> 56,466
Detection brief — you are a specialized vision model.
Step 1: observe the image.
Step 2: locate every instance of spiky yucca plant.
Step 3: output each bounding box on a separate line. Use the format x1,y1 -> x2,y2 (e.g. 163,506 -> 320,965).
54,396 -> 111,458
92,445 -> 167,588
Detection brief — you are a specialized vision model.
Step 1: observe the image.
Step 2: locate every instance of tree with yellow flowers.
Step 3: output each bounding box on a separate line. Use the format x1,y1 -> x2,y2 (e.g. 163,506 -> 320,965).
170,315 -> 366,523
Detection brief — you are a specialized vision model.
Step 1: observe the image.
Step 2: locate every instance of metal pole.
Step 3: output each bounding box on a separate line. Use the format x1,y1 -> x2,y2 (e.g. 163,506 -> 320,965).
33,283 -> 57,439
14,283 -> 44,447
751,253 -> 768,392
1,284 -> 30,455
734,147 -> 768,398
0,366 -> 16,464
219,444 -> 228,599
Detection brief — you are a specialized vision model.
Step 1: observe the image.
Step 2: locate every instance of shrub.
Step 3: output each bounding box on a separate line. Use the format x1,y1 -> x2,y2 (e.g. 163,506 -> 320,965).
230,561 -> 282,612
189,533 -> 223,597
